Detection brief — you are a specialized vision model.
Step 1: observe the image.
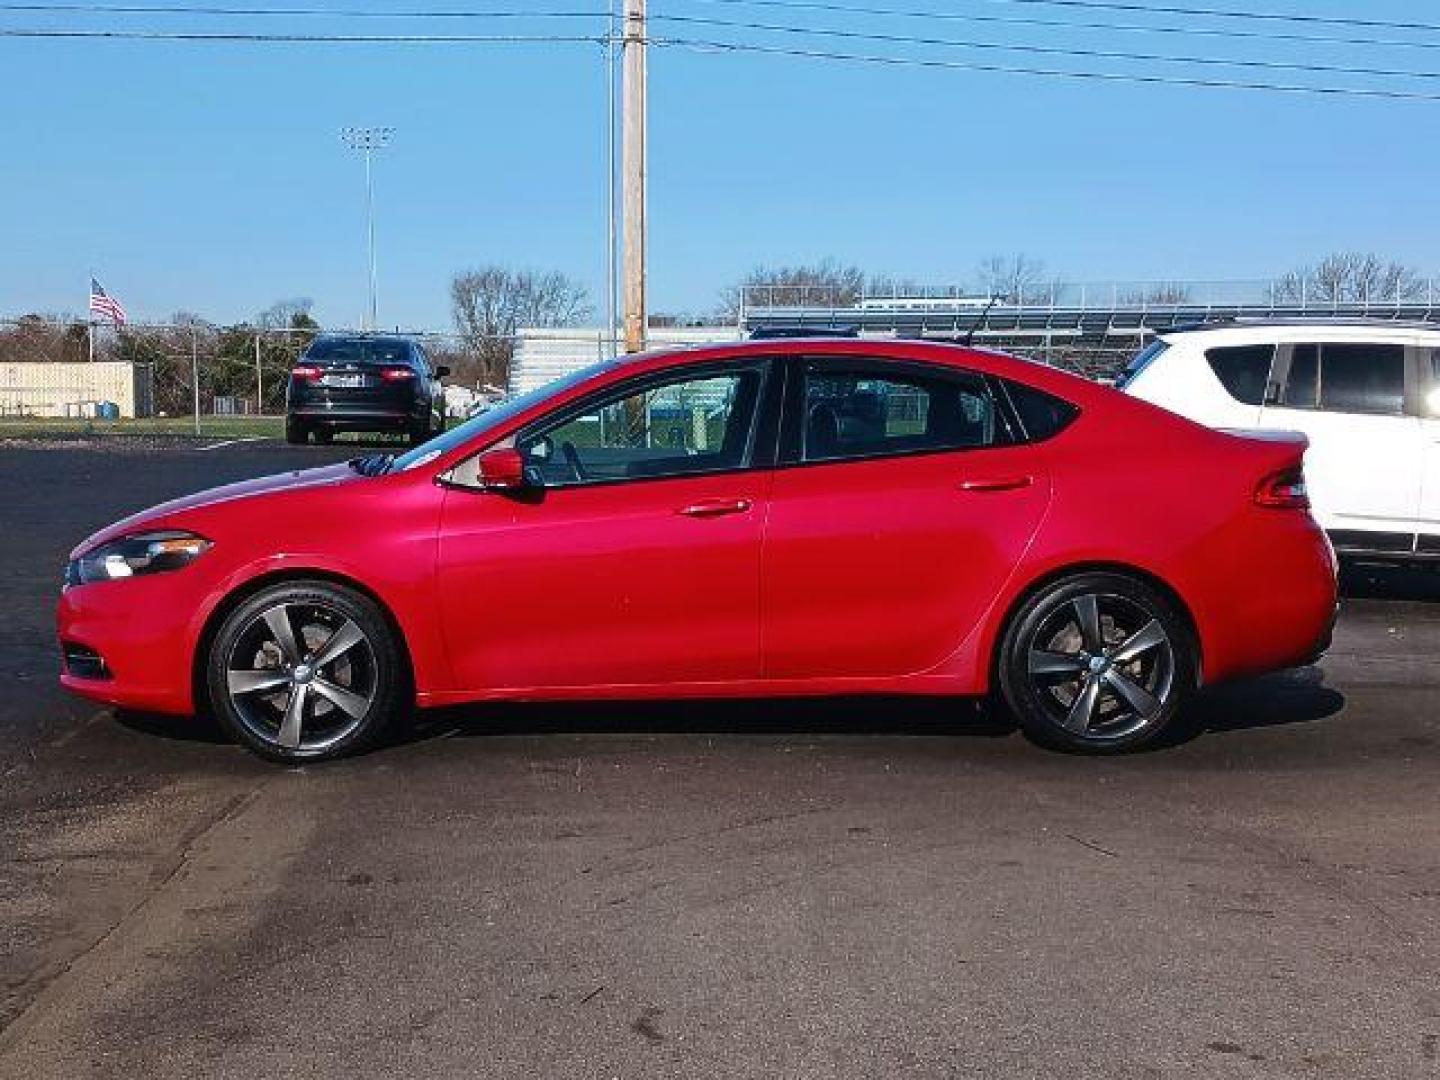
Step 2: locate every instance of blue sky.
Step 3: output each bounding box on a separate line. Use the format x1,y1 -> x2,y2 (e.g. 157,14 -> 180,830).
2,0 -> 1438,329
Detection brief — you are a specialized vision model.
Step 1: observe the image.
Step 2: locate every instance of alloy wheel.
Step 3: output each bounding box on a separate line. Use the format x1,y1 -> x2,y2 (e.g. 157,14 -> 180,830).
224,600 -> 378,755
1025,592 -> 1176,742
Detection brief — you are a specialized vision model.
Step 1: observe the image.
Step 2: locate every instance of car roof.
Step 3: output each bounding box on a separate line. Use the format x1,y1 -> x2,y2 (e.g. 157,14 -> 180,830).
614,335 -> 1104,401
312,333 -> 414,345
1161,317 -> 1440,339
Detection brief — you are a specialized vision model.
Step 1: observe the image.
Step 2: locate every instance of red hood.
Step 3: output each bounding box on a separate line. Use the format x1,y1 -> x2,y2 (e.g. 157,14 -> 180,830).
69,462 -> 357,558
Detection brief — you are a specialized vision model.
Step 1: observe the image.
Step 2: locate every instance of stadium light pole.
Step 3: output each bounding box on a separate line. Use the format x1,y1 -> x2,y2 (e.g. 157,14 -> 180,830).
340,126 -> 394,330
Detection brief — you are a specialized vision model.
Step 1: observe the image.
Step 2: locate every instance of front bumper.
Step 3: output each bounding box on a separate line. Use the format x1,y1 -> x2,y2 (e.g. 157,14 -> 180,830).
57,576 -> 201,715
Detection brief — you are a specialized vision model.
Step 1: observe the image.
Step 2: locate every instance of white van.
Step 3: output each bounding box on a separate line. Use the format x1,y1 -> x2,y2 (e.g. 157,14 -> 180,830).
1117,319 -> 1440,559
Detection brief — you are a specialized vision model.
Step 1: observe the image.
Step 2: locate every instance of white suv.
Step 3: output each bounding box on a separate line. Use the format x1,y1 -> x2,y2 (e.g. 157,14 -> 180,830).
1118,319 -> 1440,559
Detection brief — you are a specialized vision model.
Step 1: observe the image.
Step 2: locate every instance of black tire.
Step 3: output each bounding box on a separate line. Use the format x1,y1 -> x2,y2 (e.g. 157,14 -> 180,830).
313,428 -> 334,445
996,571 -> 1196,753
408,419 -> 431,446
206,580 -> 406,764
284,418 -> 308,445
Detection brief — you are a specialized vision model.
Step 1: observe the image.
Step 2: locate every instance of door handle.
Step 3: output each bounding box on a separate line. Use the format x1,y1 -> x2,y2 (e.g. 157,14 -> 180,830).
677,498 -> 753,518
959,475 -> 1033,493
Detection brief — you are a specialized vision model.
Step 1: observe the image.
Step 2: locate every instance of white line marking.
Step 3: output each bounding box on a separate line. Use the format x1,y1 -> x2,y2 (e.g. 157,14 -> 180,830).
198,436 -> 268,451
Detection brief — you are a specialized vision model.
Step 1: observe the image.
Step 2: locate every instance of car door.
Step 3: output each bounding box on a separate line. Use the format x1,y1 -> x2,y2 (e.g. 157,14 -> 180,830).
760,357 -> 1051,681
1257,340 -> 1422,544
1419,348 -> 1440,550
436,361 -> 775,692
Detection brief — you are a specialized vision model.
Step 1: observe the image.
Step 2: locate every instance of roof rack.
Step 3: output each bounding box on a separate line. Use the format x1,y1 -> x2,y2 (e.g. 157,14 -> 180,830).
1163,315 -> 1440,334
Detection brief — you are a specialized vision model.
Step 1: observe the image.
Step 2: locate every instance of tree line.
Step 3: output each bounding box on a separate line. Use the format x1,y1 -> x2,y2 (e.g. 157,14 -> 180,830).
0,251 -> 1430,408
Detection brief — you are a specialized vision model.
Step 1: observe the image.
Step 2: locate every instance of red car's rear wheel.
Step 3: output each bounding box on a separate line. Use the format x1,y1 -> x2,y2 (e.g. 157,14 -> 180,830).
998,572 -> 1196,752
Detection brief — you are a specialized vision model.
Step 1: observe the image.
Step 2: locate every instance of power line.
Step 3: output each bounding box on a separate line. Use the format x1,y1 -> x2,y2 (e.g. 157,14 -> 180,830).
11,0 -> 1440,54
654,13 -> 1440,82
990,0 -> 1440,35
0,3 -> 604,16
7,22 -> 1440,102
673,0 -> 1440,36
0,27 -> 604,40
670,0 -> 1440,53
654,35 -> 1440,101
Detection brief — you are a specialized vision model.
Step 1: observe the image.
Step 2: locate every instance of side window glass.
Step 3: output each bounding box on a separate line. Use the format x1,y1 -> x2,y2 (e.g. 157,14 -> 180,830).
1003,381 -> 1079,441
803,366 -> 999,463
517,370 -> 760,487
1205,344 -> 1273,406
1318,343 -> 1406,415
1281,344 -> 1319,409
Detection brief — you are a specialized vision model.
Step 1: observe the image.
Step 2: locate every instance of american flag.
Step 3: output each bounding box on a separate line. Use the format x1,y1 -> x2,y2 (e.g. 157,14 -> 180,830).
89,278 -> 127,327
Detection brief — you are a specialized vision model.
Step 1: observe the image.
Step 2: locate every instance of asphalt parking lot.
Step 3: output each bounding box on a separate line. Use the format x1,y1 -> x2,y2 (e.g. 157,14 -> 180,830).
0,438 -> 1437,1078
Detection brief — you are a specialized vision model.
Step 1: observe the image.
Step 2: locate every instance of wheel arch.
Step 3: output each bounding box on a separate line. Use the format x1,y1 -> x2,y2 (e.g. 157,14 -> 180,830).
191,567 -> 417,717
987,560 -> 1204,689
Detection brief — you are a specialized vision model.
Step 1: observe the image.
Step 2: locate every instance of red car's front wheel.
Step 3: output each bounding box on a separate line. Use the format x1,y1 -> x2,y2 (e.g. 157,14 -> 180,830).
206,580 -> 406,763
997,572 -> 1197,753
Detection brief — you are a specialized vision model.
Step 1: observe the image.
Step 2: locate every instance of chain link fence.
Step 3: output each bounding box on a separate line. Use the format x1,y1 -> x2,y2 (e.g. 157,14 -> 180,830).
0,318 -> 614,430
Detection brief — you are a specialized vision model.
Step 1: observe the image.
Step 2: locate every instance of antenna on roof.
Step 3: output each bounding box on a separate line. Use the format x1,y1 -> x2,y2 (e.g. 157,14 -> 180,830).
962,295 -> 1000,346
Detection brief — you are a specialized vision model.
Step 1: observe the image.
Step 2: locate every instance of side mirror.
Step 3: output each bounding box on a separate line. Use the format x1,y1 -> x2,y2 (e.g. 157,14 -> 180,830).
477,447 -> 527,491
435,365 -> 451,378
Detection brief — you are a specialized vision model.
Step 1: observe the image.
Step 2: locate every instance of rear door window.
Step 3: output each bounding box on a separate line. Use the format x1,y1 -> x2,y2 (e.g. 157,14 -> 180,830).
1205,344 -> 1274,406
1272,342 -> 1407,415
799,363 -> 1003,463
1318,343 -> 1406,415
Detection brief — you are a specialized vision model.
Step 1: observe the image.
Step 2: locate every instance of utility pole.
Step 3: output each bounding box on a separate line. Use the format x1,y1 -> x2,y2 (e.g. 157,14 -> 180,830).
605,0 -> 618,359
254,332 -> 263,415
621,0 -> 647,354
340,126 -> 394,331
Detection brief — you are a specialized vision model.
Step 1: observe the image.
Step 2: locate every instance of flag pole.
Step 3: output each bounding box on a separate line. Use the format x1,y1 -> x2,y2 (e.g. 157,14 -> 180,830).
87,272 -> 95,362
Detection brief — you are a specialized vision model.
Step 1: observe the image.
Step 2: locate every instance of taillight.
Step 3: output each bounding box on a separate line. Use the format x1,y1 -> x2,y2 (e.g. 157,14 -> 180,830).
1255,466 -> 1309,509
379,367 -> 415,382
291,364 -> 322,382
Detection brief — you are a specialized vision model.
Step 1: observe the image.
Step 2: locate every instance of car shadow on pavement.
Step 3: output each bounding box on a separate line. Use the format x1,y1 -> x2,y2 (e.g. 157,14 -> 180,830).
114,708 -> 230,745
107,672 -> 1345,756
408,671 -> 1345,752
1340,561 -> 1440,602
1171,667 -> 1345,742
410,696 -> 1017,746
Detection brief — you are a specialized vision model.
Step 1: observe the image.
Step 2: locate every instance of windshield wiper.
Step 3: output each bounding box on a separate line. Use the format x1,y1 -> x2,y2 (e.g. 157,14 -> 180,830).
347,453 -> 395,477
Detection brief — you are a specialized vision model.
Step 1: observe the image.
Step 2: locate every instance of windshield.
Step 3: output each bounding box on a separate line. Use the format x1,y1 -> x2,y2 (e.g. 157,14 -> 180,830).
305,338 -> 412,366
392,360 -> 614,472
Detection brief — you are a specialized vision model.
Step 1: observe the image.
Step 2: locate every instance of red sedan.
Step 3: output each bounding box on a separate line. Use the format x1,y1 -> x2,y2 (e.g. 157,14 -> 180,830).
57,339 -> 1337,762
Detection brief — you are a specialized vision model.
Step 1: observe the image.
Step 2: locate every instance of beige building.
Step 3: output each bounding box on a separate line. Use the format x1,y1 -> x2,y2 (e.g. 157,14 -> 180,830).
0,361 -> 152,419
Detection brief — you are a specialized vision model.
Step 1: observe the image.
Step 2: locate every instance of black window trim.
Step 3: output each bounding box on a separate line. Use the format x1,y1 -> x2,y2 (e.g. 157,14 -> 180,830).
505,357 -> 782,492
775,354 -> 1021,469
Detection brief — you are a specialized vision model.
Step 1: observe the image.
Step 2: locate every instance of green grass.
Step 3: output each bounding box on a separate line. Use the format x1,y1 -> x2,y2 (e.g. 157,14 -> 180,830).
0,415 -> 287,439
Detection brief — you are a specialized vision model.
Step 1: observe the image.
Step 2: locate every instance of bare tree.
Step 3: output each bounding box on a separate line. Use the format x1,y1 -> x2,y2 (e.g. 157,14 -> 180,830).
256,297 -> 318,331
1121,282 -> 1193,306
976,255 -> 1053,304
720,259 -> 866,316
450,267 -> 591,387
0,314 -> 88,364
1275,252 -> 1427,305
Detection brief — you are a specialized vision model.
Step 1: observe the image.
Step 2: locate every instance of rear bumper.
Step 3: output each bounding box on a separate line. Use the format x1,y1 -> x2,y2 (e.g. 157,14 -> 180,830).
290,406 -> 415,427
1195,511 -> 1339,684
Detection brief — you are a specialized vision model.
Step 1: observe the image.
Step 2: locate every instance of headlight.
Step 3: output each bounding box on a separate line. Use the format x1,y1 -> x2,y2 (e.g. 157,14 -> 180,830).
67,530 -> 212,587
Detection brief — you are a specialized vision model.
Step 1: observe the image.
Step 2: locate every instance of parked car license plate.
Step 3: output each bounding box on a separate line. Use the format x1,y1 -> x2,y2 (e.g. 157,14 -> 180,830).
325,374 -> 367,388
